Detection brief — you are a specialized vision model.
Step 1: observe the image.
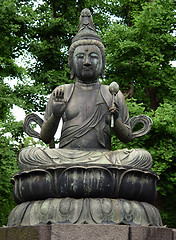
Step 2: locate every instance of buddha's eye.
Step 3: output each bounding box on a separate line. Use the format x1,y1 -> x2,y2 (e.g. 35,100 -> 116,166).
76,54 -> 84,59
90,53 -> 98,59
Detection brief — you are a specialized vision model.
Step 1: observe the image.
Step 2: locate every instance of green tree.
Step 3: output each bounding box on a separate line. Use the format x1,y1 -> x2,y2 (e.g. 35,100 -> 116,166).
0,120 -> 19,226
103,0 -> 176,227
0,0 -> 28,225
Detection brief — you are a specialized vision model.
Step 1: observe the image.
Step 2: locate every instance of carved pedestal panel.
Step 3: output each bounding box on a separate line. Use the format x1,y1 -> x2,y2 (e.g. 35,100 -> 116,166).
8,198 -> 162,227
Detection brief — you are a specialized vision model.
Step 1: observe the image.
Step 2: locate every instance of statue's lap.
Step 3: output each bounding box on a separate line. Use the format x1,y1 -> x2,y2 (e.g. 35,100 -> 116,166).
18,147 -> 152,170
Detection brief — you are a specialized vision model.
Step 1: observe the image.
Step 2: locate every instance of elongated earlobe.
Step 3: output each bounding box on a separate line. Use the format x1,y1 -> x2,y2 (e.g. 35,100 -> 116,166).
70,69 -> 75,80
101,70 -> 105,79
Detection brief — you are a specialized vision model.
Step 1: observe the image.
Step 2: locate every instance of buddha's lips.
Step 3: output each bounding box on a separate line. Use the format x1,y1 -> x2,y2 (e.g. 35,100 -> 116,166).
83,67 -> 92,71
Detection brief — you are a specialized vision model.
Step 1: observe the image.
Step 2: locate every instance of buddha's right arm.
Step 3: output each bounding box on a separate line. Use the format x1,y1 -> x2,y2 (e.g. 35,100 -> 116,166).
40,114 -> 61,144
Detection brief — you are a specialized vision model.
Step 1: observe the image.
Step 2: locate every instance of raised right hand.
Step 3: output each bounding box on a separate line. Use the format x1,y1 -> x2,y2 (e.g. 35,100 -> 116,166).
52,86 -> 67,117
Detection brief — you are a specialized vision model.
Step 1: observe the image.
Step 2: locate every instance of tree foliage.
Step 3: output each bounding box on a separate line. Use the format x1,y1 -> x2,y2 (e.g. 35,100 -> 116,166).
0,0 -> 175,227
0,115 -> 20,226
104,0 -> 176,227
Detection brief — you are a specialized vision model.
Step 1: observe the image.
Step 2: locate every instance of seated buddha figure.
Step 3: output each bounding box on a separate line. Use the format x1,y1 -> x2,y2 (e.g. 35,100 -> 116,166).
19,8 -> 152,171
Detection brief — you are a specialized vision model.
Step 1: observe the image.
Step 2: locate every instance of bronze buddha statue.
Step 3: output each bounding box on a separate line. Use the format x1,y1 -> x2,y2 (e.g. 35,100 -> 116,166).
8,9 -> 162,227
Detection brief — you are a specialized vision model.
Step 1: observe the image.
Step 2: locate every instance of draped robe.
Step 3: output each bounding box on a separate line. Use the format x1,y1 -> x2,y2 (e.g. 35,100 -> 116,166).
18,82 -> 152,170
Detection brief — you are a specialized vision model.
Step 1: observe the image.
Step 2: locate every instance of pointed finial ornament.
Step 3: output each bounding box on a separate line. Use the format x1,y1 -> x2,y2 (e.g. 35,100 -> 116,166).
78,8 -> 95,32
72,8 -> 102,43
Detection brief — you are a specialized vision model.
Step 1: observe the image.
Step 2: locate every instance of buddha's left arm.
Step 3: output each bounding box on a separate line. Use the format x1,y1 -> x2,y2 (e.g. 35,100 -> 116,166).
112,119 -> 133,143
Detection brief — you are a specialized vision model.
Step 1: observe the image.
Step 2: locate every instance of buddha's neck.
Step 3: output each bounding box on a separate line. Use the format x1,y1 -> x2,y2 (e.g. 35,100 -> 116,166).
76,79 -> 99,86
75,79 -> 101,90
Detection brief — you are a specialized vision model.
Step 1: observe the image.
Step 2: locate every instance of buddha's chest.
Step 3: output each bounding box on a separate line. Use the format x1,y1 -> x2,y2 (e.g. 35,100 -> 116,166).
64,87 -> 100,121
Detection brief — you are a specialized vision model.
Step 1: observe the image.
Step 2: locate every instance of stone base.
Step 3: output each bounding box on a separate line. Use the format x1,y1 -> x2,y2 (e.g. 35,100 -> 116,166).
0,224 -> 175,240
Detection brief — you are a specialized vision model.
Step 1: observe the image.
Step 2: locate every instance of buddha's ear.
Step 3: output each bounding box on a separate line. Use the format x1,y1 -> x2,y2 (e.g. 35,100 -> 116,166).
70,68 -> 75,80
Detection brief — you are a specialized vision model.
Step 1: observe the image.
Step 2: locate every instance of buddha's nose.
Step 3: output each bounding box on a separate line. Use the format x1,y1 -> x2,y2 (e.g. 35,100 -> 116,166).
84,55 -> 91,66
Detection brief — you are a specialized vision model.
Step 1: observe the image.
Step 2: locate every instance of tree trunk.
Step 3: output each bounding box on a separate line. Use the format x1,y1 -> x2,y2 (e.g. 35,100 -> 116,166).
125,82 -> 134,98
148,86 -> 159,110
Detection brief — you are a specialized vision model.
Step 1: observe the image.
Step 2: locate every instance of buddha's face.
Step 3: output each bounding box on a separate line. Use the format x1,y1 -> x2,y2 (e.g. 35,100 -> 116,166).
73,45 -> 102,82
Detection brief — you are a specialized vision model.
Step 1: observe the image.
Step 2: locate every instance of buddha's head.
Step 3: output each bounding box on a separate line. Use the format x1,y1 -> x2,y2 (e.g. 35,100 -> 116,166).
68,8 -> 105,83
